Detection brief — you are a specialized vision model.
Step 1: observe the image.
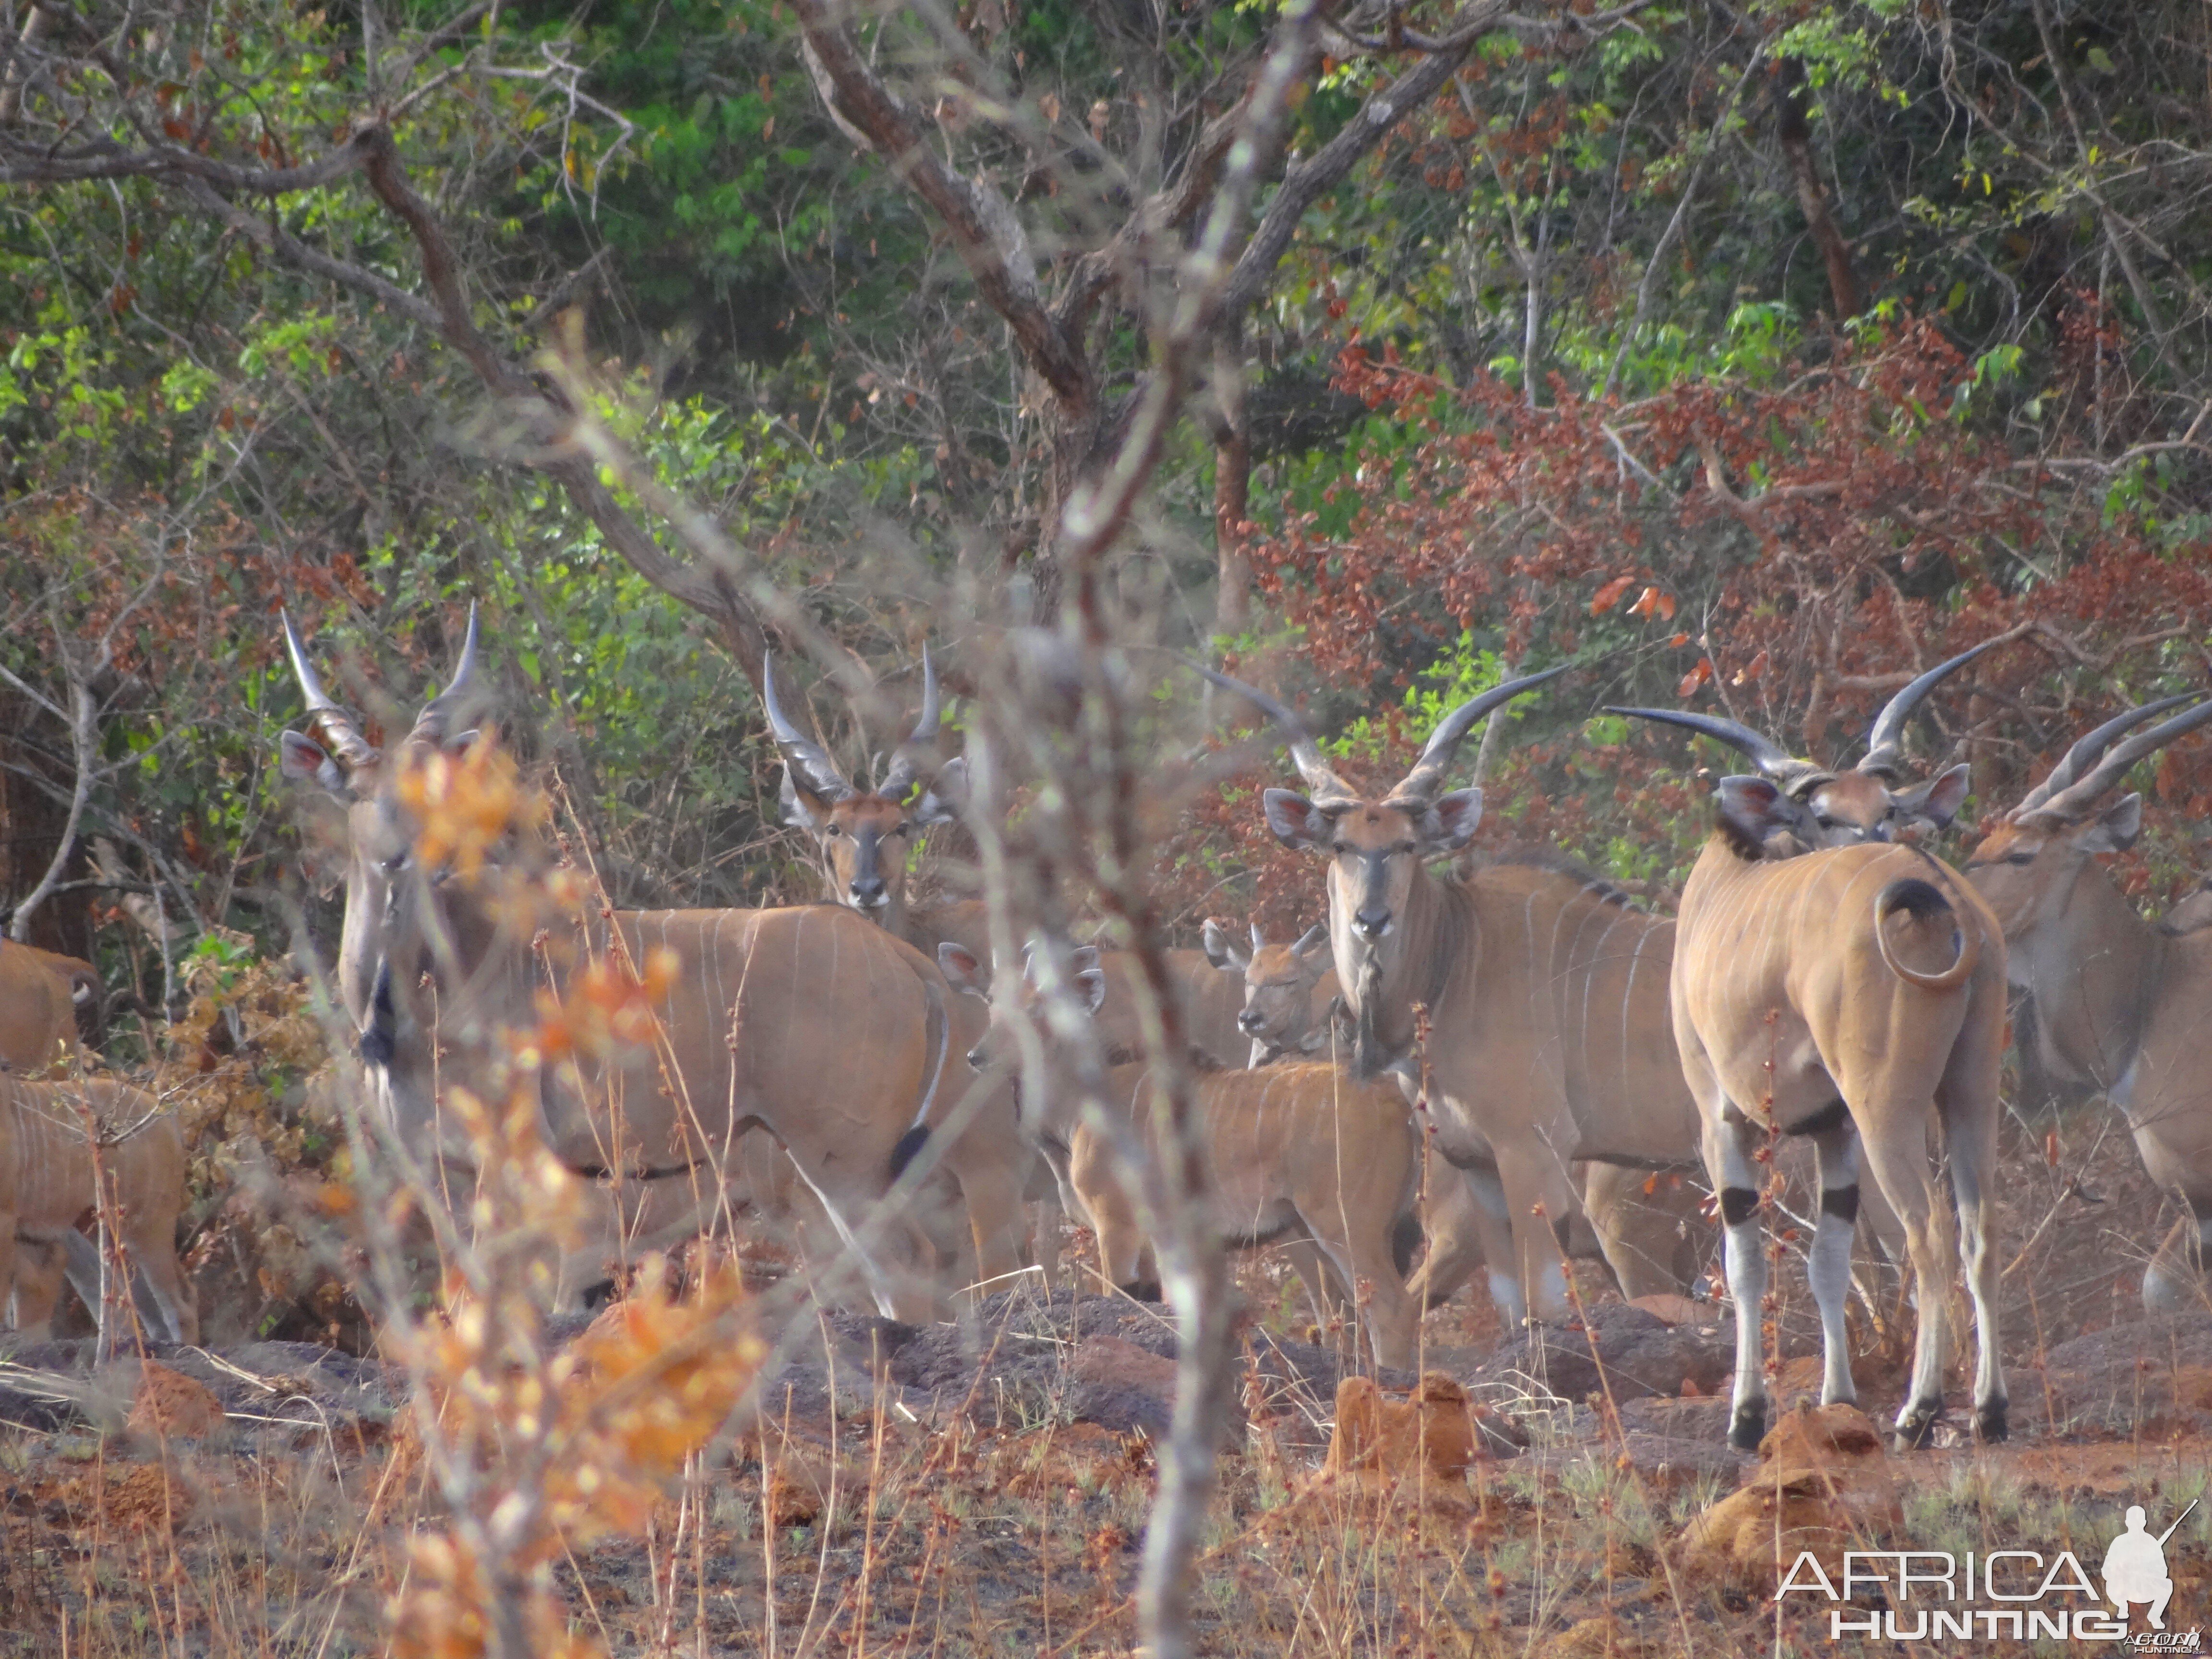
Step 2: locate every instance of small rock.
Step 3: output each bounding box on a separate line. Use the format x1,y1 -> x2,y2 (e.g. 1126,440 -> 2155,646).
1676,1400 -> 1899,1589
764,1450 -> 844,1528
1612,1431 -> 1746,1498
115,1359 -> 227,1440
1473,1302 -> 1732,1401
1310,1374 -> 1492,1514
1627,1295 -> 1707,1328
1068,1335 -> 1179,1394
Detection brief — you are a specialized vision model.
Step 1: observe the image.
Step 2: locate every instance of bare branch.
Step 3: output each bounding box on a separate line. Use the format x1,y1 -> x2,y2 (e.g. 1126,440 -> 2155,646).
4,664 -> 97,942
789,0 -> 1091,413
1215,0 -> 1514,333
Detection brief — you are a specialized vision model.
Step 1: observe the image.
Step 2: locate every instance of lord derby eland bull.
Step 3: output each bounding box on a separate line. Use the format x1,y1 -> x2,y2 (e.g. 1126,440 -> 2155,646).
1611,666 -> 2009,1451
762,648 -> 1061,1283
1961,694 -> 2212,1312
1199,663 -> 1717,1326
278,610 -> 1023,1322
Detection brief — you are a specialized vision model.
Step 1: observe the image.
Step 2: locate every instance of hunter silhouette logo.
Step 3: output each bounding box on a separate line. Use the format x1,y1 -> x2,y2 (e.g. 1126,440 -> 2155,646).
1778,1496 -> 2200,1643
2106,1501 -> 2193,1633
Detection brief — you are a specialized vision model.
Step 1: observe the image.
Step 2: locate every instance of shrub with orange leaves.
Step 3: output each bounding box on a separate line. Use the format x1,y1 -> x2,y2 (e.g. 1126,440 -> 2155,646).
394,738 -> 547,882
541,1256 -> 764,1547
388,1535 -> 603,1659
527,947 -> 683,1065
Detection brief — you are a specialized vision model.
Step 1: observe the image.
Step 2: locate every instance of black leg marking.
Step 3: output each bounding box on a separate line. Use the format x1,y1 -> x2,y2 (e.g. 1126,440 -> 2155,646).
1720,1187 -> 1759,1228
1122,1279 -> 1163,1303
1730,1398 -> 1767,1452
1820,1184 -> 1861,1224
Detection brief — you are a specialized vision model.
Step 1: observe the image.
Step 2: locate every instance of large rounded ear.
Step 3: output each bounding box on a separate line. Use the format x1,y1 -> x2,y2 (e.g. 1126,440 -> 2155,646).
1921,762 -> 1972,828
937,941 -> 987,996
279,730 -> 352,799
1263,789 -> 1335,850
781,767 -> 836,831
1417,787 -> 1484,852
912,756 -> 968,827
1201,918 -> 1249,973
1892,763 -> 1972,832
2081,792 -> 2143,855
1716,775 -> 1802,853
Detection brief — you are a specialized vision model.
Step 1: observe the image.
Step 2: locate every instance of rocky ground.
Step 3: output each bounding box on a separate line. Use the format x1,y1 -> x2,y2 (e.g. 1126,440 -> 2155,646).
3,1105 -> 2210,1655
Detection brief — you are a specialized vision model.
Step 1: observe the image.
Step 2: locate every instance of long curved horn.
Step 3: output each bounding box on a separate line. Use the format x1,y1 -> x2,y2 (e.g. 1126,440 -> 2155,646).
1605,706 -> 1804,780
1193,662 -> 1359,807
763,652 -> 854,804
2023,696 -> 2212,823
282,610 -> 342,714
280,609 -> 375,765
1858,637 -> 2005,778
2014,695 -> 2193,817
410,602 -> 483,743
879,646 -> 942,804
1391,664 -> 1571,803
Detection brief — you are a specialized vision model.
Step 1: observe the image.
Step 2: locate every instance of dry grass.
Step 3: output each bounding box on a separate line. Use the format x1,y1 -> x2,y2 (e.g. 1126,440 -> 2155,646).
9,775 -> 2212,1657
6,1200 -> 2212,1658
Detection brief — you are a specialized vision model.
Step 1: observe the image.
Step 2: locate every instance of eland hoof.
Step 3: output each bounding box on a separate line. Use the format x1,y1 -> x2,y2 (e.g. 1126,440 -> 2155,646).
1893,1401 -> 1944,1451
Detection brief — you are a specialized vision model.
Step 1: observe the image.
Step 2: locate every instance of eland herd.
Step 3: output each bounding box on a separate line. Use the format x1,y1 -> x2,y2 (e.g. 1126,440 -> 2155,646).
5,610 -> 2211,1456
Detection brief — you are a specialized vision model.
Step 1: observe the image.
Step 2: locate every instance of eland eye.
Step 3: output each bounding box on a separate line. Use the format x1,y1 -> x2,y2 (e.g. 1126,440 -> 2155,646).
1330,842 -> 1350,856
1396,841 -> 1417,856
2008,851 -> 2037,866
825,824 -> 842,838
895,822 -> 912,837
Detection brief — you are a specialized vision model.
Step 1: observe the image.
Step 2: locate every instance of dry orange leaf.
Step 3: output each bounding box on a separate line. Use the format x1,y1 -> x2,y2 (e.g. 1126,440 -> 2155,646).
1589,574 -> 1636,615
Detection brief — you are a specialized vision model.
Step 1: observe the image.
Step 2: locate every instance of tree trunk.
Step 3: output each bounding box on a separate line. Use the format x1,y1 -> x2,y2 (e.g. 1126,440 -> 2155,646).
1211,332 -> 1253,636
1774,58 -> 1860,321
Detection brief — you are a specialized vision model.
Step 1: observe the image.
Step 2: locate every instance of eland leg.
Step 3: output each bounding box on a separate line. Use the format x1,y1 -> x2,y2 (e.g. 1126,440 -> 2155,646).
1583,1162 -> 1700,1299
1301,1212 -> 1417,1373
1685,1033 -> 1769,1449
1806,1119 -> 1862,1407
1937,1043 -> 2008,1443
1405,1159 -> 1519,1323
1710,1118 -> 1770,1451
1852,1110 -> 1958,1450
1492,1141 -> 1577,1324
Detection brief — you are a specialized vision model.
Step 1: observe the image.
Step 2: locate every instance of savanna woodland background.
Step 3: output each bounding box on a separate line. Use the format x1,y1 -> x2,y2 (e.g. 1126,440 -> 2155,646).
5,0 -> 2212,1653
